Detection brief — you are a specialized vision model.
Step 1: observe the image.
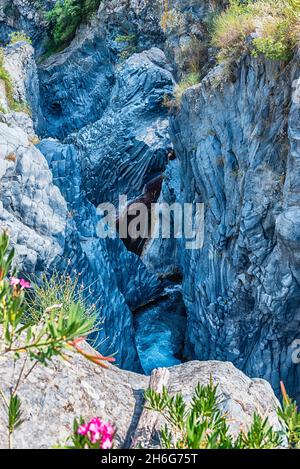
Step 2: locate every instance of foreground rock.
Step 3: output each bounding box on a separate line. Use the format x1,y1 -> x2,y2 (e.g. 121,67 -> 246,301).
0,352 -> 281,448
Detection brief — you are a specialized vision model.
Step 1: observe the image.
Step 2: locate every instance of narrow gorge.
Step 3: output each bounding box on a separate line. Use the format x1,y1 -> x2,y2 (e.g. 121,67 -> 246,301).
1,0 -> 300,448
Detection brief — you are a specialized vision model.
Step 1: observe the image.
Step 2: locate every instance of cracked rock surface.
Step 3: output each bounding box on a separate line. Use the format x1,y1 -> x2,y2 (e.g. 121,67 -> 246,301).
0,354 -> 282,448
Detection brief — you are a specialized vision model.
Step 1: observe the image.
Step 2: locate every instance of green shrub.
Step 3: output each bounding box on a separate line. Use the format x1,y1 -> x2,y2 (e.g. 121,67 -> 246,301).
210,0 -> 255,62
115,34 -> 136,44
25,270 -> 97,326
210,0 -> 300,62
277,382 -> 300,448
115,34 -> 138,60
9,31 -> 32,45
145,380 -> 300,449
163,72 -> 200,110
46,0 -> 102,53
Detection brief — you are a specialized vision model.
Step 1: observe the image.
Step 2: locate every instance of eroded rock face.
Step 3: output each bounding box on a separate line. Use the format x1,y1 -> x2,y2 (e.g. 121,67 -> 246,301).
142,159 -> 183,278
0,43 -> 67,276
171,56 -> 300,400
0,43 -> 162,372
36,0 -> 225,141
97,0 -> 227,77
0,122 -> 67,274
36,46 -> 177,371
38,23 -> 115,140
76,47 -> 174,206
37,138 -> 163,371
2,42 -> 42,128
0,353 -> 282,448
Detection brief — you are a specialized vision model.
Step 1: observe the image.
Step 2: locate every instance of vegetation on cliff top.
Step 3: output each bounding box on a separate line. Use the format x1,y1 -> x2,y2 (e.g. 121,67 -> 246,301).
211,0 -> 300,62
45,0 -> 102,53
167,0 -> 300,110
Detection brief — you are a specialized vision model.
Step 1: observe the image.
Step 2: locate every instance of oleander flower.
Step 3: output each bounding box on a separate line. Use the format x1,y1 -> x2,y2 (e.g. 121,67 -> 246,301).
10,277 -> 20,286
10,277 -> 31,289
19,278 -> 31,289
77,417 -> 114,449
101,437 -> 113,449
78,423 -> 89,436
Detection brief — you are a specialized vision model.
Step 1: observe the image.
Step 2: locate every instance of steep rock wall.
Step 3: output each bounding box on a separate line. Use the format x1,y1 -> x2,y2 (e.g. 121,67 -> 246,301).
0,43 -> 164,373
171,56 -> 300,399
75,47 -> 174,206
38,23 -> 115,139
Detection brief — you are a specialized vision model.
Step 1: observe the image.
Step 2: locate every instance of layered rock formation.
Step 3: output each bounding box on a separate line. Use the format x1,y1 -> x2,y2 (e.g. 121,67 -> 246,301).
0,42 -> 163,373
171,56 -> 300,400
0,43 -> 66,274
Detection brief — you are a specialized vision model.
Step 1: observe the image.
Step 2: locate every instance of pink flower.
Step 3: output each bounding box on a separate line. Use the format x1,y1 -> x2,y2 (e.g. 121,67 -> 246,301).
77,417 -> 114,449
78,423 -> 89,436
10,277 -> 20,286
101,437 -> 113,449
19,278 -> 31,289
102,422 -> 114,438
10,277 -> 31,289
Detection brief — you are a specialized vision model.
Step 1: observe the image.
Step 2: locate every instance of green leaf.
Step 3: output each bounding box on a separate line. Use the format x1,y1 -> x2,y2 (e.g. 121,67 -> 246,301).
8,394 -> 24,433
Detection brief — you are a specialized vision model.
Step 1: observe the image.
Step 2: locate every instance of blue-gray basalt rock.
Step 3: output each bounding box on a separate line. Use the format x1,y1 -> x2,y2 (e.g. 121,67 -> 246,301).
2,42 -> 43,129
142,159 -> 183,279
74,47 -> 174,206
37,138 -> 164,371
0,124 -> 67,275
38,23 -> 115,140
0,40 -> 164,373
0,0 -> 55,52
171,55 -> 300,400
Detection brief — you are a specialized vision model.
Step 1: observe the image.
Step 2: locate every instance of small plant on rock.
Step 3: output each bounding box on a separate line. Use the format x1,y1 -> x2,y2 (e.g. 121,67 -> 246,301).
9,31 -> 32,45
145,379 -> 300,449
277,382 -> 300,448
164,72 -> 200,110
0,230 -> 114,448
0,48 -> 31,114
